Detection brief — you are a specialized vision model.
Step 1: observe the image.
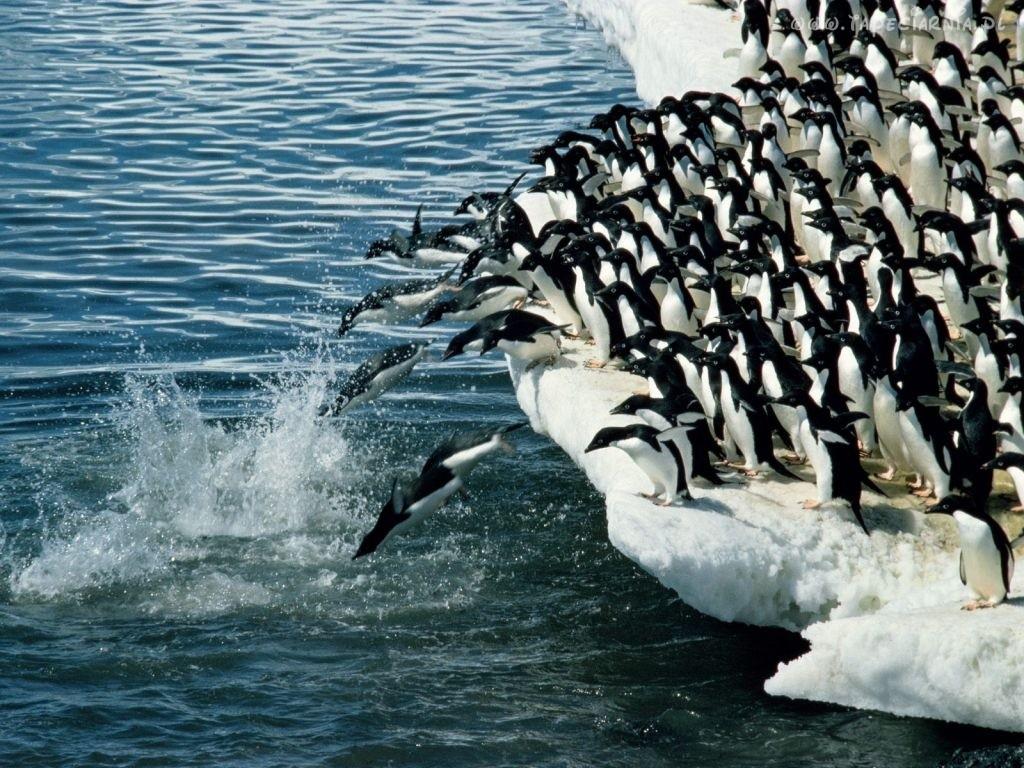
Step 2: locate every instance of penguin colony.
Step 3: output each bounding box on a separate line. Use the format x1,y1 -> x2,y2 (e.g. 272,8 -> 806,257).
334,0 -> 1024,610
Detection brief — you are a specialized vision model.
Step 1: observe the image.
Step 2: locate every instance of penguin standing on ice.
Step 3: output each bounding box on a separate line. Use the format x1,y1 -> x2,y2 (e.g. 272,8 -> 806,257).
771,389 -> 880,534
927,494 -> 1015,610
585,424 -> 690,504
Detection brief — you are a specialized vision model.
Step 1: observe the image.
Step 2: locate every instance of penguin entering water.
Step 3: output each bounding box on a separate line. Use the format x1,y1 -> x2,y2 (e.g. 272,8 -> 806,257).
353,424 -> 525,559
321,342 -> 430,416
927,494 -> 1015,610
338,274 -> 454,335
420,275 -> 527,327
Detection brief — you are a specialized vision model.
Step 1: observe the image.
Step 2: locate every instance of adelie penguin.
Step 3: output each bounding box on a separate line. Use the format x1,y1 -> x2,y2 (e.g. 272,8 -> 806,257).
419,275 -> 528,327
320,341 -> 430,416
353,424 -> 524,559
771,389 -> 880,535
585,423 -> 690,505
927,494 -> 1015,610
442,309 -> 565,370
338,273 -> 454,335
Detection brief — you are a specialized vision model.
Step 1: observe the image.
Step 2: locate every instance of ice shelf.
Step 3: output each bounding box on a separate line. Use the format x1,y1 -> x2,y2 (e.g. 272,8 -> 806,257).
510,344 -> 1024,732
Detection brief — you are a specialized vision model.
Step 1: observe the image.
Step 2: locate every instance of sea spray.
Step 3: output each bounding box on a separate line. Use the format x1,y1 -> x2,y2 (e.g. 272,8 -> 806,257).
8,369 -> 361,602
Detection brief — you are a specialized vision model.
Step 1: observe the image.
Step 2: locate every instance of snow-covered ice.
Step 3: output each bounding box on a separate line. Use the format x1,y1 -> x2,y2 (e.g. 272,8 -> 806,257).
563,0 -> 739,104
511,344 -> 1024,731
540,0 -> 1024,737
766,579 -> 1024,733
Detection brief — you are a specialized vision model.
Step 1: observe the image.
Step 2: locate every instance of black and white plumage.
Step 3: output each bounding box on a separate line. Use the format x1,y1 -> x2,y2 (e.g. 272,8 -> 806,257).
338,274 -> 454,335
420,275 -> 528,327
927,494 -> 1015,609
321,342 -> 430,416
353,423 -> 525,559
441,308 -> 566,367
584,423 -> 690,504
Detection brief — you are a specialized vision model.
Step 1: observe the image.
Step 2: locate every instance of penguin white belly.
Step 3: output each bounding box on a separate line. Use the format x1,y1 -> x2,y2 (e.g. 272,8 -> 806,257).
898,410 -> 950,497
720,380 -> 757,470
909,143 -> 944,209
617,296 -> 642,338
660,285 -> 696,334
497,335 -> 558,364
575,289 -> 610,362
800,421 -> 833,504
954,512 -> 1009,602
874,381 -> 911,471
393,476 -> 463,539
531,270 -> 582,335
838,348 -> 875,450
622,440 -> 676,501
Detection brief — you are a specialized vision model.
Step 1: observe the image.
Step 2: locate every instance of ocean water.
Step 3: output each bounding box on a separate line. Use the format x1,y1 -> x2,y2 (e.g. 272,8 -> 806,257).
0,0 -> 1021,765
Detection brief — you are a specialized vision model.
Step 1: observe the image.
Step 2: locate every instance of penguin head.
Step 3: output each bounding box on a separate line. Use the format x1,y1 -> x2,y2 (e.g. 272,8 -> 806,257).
420,297 -> 457,327
999,376 -> 1024,396
982,452 -> 1024,473
923,494 -> 976,517
961,317 -> 995,339
996,319 -> 1024,338
584,424 -> 660,453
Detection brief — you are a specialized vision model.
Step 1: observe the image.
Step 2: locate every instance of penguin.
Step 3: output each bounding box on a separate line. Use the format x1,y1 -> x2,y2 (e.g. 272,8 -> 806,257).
895,390 -> 958,500
365,205 -> 473,264
338,274 -> 454,335
352,467 -> 464,559
699,351 -> 801,479
771,388 -> 880,534
420,275 -> 528,327
353,424 -> 525,559
321,342 -> 430,416
442,309 -> 561,361
584,424 -> 690,504
926,494 -> 1014,610
479,314 -> 565,370
609,393 -> 728,486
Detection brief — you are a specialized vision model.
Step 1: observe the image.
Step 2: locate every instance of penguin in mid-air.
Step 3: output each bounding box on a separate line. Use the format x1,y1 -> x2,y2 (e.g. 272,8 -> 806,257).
321,342 -> 430,416
927,494 -> 1015,610
353,424 -> 524,558
338,274 -> 454,335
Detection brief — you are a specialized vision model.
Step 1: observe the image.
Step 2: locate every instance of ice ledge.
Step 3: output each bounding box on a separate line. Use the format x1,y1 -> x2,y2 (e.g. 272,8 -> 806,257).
562,0 -> 739,105
510,343 -> 1024,732
766,589 -> 1024,734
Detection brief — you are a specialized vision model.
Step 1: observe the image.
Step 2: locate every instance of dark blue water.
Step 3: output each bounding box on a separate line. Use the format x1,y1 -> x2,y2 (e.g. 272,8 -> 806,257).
0,1 -> 1020,765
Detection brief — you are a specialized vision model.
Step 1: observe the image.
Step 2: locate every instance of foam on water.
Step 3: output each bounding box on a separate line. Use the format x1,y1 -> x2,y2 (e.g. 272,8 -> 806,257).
8,367 -> 353,599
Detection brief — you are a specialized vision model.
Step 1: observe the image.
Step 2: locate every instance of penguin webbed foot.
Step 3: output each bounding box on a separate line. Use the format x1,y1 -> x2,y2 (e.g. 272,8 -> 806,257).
584,359 -> 607,369
877,467 -> 898,481
802,499 -> 822,510
783,452 -> 806,465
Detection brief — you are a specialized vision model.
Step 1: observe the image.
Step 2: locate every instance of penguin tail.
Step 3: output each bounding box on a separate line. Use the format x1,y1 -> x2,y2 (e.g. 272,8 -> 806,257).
768,455 -> 803,482
850,500 -> 870,536
861,472 -> 887,497
698,466 -> 727,486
